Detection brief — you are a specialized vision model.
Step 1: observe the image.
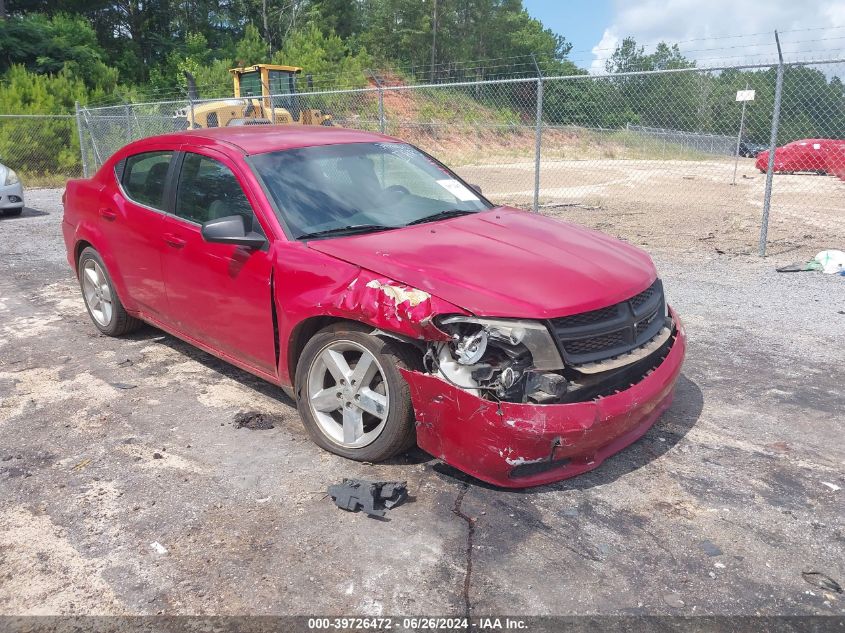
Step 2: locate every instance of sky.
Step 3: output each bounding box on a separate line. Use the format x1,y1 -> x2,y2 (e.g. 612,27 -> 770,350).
523,0 -> 845,73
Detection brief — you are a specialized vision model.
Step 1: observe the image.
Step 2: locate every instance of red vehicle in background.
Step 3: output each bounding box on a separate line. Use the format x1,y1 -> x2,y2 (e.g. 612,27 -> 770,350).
826,144 -> 845,181
756,138 -> 845,175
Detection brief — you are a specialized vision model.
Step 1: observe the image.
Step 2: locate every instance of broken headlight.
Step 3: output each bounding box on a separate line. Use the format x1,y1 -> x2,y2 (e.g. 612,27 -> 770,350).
437,316 -> 563,370
430,316 -> 565,402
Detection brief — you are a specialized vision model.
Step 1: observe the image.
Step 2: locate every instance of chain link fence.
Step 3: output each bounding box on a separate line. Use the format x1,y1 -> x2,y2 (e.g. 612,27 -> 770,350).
2,57 -> 843,255
0,114 -> 83,186
624,125 -> 738,157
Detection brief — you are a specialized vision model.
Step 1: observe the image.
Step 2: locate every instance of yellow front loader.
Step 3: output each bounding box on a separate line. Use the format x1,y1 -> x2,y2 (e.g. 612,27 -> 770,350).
181,64 -> 332,129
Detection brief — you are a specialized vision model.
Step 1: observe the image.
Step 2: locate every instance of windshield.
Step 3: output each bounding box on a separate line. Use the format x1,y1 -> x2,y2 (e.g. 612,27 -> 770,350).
250,142 -> 492,239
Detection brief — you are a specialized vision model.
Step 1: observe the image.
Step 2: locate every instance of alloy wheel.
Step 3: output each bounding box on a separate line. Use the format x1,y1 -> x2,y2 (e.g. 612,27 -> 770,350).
81,259 -> 113,327
306,340 -> 390,448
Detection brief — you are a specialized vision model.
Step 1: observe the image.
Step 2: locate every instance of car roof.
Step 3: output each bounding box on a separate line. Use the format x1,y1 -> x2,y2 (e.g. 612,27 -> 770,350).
137,125 -> 398,156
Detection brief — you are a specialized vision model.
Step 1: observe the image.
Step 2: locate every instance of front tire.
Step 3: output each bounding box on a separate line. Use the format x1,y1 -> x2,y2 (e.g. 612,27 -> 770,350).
77,247 -> 142,336
1,207 -> 22,217
295,323 -> 418,462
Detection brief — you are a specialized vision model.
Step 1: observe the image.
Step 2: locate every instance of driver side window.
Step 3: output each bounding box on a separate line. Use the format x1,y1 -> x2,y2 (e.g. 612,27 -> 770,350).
175,153 -> 261,232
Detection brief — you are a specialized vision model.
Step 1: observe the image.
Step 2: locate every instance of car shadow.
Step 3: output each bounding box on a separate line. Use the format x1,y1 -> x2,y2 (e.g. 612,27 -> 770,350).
430,373 -> 705,493
124,324 -> 436,464
120,325 -> 703,484
0,207 -> 48,219
124,325 -> 296,408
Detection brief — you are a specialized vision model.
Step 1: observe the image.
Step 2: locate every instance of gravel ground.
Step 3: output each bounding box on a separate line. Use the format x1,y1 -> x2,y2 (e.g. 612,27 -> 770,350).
1,188 -> 843,616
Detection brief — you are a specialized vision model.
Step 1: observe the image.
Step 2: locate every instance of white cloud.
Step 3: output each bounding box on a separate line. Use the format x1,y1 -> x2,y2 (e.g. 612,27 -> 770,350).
589,0 -> 845,73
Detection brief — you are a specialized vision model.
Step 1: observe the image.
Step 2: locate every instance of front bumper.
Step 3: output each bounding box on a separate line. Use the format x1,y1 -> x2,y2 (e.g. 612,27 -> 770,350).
0,182 -> 24,209
402,310 -> 686,488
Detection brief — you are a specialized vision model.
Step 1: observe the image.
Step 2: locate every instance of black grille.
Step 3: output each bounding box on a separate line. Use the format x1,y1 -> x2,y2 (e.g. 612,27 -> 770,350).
630,285 -> 656,311
635,311 -> 659,337
549,279 -> 667,365
552,304 -> 619,328
563,330 -> 626,356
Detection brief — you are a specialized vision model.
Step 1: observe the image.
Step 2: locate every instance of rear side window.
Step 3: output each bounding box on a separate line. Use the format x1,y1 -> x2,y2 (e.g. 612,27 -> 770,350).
175,152 -> 257,228
121,151 -> 173,210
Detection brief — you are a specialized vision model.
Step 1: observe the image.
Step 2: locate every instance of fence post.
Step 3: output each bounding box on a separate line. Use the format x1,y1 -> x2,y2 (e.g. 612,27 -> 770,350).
75,101 -> 89,179
732,82 -> 749,185
188,95 -> 195,130
124,102 -> 132,144
531,55 -> 543,213
378,86 -> 385,134
759,31 -> 784,257
367,70 -> 385,134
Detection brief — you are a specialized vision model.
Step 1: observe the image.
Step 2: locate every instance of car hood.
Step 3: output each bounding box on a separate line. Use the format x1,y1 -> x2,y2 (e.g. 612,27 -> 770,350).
307,207 -> 657,319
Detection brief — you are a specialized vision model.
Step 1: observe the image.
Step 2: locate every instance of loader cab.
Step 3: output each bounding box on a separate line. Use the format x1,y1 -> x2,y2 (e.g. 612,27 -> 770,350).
231,64 -> 301,122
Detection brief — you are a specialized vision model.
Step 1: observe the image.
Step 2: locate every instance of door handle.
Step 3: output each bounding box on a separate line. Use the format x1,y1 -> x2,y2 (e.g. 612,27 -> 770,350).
99,207 -> 117,221
163,233 -> 186,248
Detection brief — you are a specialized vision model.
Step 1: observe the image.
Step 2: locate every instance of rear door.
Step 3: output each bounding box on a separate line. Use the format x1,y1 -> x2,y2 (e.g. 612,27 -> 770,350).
159,148 -> 277,374
104,150 -> 174,317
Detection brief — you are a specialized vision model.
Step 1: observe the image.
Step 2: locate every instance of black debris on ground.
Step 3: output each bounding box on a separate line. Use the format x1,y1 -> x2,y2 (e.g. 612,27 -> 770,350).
698,540 -> 723,557
802,571 -> 843,594
327,478 -> 408,518
233,411 -> 276,430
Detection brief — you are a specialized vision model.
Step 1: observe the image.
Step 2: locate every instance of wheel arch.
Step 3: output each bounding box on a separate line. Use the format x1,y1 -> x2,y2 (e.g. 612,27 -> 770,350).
73,237 -> 136,313
74,239 -> 94,268
285,316 -> 425,388
286,316 -> 363,387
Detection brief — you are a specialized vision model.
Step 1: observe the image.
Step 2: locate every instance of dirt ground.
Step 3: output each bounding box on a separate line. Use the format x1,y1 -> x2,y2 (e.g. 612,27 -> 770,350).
459,156 -> 845,263
0,187 -> 843,617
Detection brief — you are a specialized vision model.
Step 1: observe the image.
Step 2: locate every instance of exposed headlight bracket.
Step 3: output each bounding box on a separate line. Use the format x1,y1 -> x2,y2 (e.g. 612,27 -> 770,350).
437,315 -> 564,371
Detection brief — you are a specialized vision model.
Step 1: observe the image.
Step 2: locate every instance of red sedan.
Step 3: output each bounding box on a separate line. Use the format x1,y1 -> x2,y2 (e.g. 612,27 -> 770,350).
756,138 -> 845,174
61,126 -> 686,488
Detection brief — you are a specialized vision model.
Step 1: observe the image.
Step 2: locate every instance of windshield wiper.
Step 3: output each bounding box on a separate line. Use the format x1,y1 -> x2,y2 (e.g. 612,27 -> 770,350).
406,209 -> 476,226
297,224 -> 395,240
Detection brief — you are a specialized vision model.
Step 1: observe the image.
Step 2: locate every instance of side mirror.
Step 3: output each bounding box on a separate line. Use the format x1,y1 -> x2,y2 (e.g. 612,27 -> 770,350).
201,215 -> 266,248
470,183 -> 483,195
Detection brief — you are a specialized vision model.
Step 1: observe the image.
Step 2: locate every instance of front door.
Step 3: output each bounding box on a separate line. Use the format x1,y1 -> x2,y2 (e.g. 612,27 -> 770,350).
160,149 -> 277,375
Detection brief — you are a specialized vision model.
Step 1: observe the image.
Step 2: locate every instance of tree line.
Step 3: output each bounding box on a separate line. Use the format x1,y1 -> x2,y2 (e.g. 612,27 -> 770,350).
0,1 -> 841,161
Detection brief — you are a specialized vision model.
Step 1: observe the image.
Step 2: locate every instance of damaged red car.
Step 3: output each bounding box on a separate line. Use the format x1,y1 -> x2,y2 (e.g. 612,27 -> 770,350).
62,126 -> 686,488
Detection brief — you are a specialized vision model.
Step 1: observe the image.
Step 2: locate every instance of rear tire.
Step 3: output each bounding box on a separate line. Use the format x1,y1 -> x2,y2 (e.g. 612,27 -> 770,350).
295,322 -> 419,462
1,207 -> 22,217
77,247 -> 142,336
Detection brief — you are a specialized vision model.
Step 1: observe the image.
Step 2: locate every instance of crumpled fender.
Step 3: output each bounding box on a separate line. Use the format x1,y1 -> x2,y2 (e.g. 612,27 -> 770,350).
274,242 -> 468,386
329,268 -> 457,341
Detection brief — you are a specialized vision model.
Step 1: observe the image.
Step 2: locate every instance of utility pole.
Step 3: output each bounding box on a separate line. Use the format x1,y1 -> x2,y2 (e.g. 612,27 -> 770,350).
431,0 -> 438,83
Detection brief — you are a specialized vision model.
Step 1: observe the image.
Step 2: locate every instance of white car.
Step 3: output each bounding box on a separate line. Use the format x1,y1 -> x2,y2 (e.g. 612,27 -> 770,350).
0,163 -> 24,217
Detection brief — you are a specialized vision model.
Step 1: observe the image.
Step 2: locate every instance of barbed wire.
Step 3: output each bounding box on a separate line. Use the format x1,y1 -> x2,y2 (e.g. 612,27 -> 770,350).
567,24 -> 845,57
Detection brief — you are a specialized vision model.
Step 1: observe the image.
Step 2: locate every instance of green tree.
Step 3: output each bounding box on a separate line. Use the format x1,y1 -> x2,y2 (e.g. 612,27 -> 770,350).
235,23 -> 269,66
0,64 -> 87,175
272,23 -> 371,89
0,13 -> 117,90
